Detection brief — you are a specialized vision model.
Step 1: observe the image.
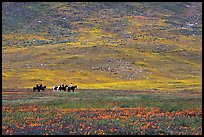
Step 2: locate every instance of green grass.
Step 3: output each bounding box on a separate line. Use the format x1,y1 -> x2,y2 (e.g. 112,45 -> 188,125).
2,90 -> 201,111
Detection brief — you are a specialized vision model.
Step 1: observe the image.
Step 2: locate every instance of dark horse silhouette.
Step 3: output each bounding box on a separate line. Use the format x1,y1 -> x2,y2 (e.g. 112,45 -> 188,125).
59,85 -> 68,91
68,85 -> 77,92
33,86 -> 46,92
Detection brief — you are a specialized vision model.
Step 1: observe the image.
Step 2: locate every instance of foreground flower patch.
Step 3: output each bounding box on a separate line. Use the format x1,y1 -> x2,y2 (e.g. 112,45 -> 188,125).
2,106 -> 202,135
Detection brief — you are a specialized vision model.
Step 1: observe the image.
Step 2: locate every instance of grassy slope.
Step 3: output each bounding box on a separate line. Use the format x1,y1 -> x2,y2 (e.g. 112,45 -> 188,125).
2,2 -> 202,91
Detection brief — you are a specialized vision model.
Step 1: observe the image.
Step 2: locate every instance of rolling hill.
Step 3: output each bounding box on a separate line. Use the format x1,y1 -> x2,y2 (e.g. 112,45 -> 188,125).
2,2 -> 202,91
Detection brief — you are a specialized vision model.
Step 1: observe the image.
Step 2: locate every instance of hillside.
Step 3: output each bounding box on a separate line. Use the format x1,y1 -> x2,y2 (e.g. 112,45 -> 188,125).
2,2 -> 202,91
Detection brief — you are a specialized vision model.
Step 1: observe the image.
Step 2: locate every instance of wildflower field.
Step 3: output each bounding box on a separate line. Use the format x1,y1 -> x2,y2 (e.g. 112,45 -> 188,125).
2,89 -> 202,135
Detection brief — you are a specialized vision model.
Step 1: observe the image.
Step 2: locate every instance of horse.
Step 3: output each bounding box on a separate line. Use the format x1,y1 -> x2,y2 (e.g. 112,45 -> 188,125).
59,85 -> 68,91
68,85 -> 77,92
33,86 -> 46,92
52,85 -> 68,91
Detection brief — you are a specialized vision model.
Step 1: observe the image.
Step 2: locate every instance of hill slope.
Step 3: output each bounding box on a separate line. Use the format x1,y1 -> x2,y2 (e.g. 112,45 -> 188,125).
2,2 -> 202,91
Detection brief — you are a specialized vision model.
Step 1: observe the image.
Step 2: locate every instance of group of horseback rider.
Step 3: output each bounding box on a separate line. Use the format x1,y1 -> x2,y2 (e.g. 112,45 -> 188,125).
33,82 -> 77,92
53,83 -> 77,92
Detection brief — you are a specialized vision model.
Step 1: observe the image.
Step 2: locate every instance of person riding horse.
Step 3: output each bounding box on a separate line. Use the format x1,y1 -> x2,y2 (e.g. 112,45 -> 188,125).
36,83 -> 39,89
39,84 -> 43,90
68,85 -> 77,92
33,83 -> 46,92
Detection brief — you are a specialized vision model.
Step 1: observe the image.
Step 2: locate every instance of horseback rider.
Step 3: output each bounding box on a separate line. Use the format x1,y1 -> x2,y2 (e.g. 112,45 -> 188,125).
39,84 -> 43,90
36,83 -> 39,88
70,83 -> 73,87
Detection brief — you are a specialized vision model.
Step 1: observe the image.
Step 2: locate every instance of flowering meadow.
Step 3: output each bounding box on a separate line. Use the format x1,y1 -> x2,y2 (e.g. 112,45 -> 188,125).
2,89 -> 202,135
